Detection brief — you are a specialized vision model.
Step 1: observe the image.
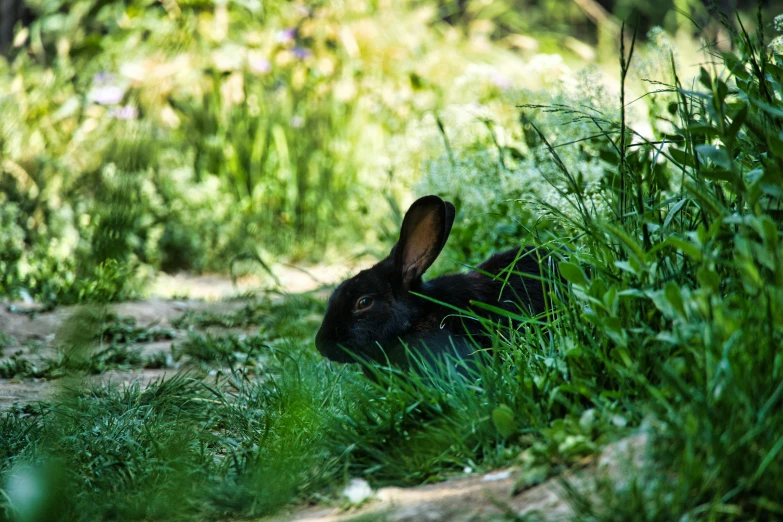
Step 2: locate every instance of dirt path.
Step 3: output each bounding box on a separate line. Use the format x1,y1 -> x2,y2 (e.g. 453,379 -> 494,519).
0,262 -> 369,410
0,298 -> 242,408
272,435 -> 648,522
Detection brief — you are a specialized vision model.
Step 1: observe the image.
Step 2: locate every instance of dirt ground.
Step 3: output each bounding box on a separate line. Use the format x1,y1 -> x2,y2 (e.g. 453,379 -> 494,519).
0,262 -> 367,410
0,297 -> 242,408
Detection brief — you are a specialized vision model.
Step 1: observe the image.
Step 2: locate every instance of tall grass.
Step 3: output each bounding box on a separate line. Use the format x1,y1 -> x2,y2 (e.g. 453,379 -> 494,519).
533,14 -> 783,519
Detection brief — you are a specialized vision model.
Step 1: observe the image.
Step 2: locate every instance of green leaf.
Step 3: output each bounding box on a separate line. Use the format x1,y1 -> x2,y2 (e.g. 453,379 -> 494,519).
767,132 -> 783,159
725,104 -> 748,145
492,405 -> 517,439
758,215 -> 779,251
701,167 -> 736,183
749,97 -> 783,118
669,147 -> 695,169
614,260 -> 638,275
599,147 -> 620,166
663,198 -> 688,230
684,182 -> 727,218
559,261 -> 588,287
752,435 -> 783,484
686,123 -> 719,138
667,236 -> 702,261
697,266 -> 720,292
664,281 -> 686,318
715,79 -> 729,106
721,52 -> 749,80
587,278 -> 608,300
696,145 -> 730,169
651,290 -> 676,320
699,67 -> 712,89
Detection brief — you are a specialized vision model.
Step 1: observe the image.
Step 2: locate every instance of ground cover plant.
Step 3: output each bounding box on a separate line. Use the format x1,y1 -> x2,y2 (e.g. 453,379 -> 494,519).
2,7 -> 783,522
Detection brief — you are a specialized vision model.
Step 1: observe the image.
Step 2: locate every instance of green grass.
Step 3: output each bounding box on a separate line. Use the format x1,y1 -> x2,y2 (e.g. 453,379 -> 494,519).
170,302 -> 270,329
2,13 -> 783,522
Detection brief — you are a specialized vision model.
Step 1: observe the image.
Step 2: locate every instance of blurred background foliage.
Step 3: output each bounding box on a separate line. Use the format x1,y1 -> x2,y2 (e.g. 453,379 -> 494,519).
0,0 -> 781,304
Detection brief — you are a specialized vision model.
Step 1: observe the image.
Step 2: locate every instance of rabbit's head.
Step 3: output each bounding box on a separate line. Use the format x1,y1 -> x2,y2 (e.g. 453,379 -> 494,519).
315,195 -> 455,363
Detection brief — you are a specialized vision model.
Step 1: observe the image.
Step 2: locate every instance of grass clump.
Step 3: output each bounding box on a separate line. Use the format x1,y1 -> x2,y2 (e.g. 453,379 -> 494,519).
170,303 -> 268,330
0,355 -> 42,380
0,331 -> 14,352
173,332 -> 267,366
97,313 -> 175,345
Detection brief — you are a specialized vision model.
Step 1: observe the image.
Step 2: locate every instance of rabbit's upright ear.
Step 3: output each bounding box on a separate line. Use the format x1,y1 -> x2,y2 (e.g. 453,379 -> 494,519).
393,195 -> 456,291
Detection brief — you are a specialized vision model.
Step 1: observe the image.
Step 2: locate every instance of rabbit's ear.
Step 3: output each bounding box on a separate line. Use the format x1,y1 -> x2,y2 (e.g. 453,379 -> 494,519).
393,195 -> 455,291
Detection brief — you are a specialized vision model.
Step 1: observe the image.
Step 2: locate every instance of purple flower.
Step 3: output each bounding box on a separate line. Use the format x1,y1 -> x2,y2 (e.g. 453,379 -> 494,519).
93,72 -> 116,84
91,85 -> 124,105
276,28 -> 296,44
292,47 -> 311,60
249,57 -> 272,74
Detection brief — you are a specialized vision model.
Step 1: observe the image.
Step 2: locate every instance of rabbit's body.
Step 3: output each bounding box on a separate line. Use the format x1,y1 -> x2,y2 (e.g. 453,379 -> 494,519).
315,196 -> 549,368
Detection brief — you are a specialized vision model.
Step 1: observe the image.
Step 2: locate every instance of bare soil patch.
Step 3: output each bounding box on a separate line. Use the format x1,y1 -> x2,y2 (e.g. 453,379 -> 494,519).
0,298 -> 246,409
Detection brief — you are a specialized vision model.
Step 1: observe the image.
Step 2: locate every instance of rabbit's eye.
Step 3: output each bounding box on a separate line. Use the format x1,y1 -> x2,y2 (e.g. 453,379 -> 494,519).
354,296 -> 374,312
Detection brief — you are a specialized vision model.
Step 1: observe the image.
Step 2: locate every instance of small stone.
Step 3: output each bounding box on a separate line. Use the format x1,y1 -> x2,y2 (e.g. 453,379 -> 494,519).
482,470 -> 512,482
342,478 -> 373,504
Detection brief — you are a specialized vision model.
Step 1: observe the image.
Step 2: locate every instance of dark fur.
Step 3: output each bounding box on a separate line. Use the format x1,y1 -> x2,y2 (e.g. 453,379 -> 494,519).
315,195 -> 548,368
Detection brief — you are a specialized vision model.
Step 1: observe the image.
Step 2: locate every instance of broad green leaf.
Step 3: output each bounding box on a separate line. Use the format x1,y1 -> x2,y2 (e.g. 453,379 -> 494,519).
721,52 -> 750,80
684,182 -> 728,218
614,260 -> 638,275
701,167 -> 736,183
492,405 -> 516,439
726,104 -> 748,144
767,132 -> 783,159
663,198 -> 688,230
667,236 -> 702,261
664,281 -> 686,318
697,266 -> 720,292
758,215 -> 780,251
669,147 -> 695,169
559,261 -> 588,287
699,67 -> 712,89
696,145 -> 730,169
686,123 -> 719,138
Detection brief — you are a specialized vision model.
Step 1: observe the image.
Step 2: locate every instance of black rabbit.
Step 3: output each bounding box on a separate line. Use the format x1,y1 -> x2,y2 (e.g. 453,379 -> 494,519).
315,195 -> 550,369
